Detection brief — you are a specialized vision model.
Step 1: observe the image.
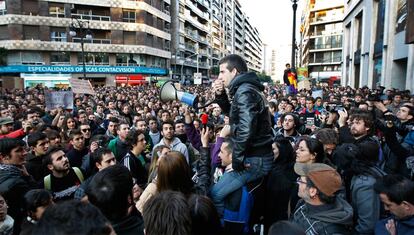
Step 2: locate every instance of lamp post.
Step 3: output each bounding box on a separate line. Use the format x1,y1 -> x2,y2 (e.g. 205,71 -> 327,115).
69,17 -> 92,80
180,52 -> 199,85
291,0 -> 298,72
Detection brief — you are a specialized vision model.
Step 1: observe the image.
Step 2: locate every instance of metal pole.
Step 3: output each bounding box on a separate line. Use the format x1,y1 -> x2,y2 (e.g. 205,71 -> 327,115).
81,37 -> 87,80
181,61 -> 184,84
291,0 -> 298,71
174,51 -> 177,80
197,53 -> 199,73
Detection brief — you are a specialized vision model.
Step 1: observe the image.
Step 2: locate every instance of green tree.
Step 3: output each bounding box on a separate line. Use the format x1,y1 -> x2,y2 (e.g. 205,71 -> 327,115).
257,72 -> 273,84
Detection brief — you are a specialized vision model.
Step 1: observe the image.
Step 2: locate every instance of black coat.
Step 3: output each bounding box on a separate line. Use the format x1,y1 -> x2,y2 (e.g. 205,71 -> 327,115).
215,72 -> 273,171
0,164 -> 38,234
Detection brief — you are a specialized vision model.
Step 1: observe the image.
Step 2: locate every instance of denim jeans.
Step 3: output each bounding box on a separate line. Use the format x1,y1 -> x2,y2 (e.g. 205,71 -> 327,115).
210,154 -> 274,216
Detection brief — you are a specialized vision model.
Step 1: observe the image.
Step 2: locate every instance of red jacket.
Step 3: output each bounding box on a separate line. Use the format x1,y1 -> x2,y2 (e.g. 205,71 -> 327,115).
0,129 -> 25,139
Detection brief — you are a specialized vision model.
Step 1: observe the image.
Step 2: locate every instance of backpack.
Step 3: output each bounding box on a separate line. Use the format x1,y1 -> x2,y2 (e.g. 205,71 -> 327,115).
222,186 -> 254,234
44,167 -> 84,191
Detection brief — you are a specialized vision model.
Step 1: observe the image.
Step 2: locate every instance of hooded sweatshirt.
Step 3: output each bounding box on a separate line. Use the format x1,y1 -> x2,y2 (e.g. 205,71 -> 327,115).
152,137 -> 189,163
292,197 -> 353,235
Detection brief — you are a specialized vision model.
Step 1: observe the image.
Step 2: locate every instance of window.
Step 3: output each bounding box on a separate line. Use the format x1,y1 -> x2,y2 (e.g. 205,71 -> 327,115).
50,28 -> 67,42
0,26 -> 9,40
79,53 -> 109,65
22,0 -> 39,15
146,34 -> 154,47
50,52 -> 70,65
49,5 -> 65,17
123,10 -> 136,23
333,51 -> 342,62
124,32 -> 136,45
116,54 -> 128,65
153,15 -> 158,28
94,53 -> 109,65
23,26 -> 40,40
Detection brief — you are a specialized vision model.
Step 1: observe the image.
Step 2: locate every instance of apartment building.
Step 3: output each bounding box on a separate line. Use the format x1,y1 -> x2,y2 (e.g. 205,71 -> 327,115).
170,0 -> 263,83
0,0 -> 171,88
299,0 -> 344,83
170,0 -> 210,84
342,0 -> 414,90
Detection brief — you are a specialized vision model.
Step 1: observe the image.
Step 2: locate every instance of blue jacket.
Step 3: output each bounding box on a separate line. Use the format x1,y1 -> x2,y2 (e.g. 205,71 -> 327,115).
375,215 -> 414,235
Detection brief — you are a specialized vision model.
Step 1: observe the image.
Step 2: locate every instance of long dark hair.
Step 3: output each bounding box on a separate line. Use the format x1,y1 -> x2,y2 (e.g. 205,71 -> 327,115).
157,151 -> 193,196
274,137 -> 295,168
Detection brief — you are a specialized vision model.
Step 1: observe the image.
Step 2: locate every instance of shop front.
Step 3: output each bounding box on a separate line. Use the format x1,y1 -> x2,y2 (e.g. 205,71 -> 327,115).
0,65 -> 168,88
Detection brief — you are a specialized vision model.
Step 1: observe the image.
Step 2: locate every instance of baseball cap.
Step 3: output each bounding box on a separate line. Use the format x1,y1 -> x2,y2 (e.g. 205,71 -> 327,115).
0,117 -> 13,126
294,163 -> 342,197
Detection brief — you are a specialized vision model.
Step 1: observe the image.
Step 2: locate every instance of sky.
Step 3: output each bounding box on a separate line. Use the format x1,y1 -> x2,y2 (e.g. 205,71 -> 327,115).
238,0 -> 305,81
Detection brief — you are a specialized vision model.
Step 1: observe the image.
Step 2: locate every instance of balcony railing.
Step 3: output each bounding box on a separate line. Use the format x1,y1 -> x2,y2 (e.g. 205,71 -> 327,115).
51,62 -> 71,65
185,29 -> 208,44
116,62 -> 146,67
199,49 -> 208,55
311,16 -> 342,23
72,38 -> 111,44
51,36 -> 67,42
71,13 -> 111,21
197,0 -> 210,8
312,43 -> 342,50
185,43 -> 196,52
187,0 -> 209,19
184,12 -> 209,32
78,62 -> 110,66
310,57 -> 342,64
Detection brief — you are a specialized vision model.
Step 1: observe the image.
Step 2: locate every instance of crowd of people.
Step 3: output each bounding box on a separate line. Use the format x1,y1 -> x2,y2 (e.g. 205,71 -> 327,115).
0,54 -> 413,235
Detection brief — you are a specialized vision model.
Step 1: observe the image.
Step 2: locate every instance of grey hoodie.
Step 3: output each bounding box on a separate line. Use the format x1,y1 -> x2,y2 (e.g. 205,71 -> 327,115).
152,137 -> 189,163
292,197 -> 353,235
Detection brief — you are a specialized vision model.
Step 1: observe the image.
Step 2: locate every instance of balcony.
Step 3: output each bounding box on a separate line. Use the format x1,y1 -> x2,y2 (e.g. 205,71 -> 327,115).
310,16 -> 342,24
199,49 -> 208,56
71,13 -> 111,21
186,0 -> 209,20
116,62 -> 145,67
0,9 -> 6,15
309,56 -> 342,64
311,43 -> 342,50
184,11 -> 209,32
185,43 -> 196,52
72,37 -> 111,44
197,0 -> 210,9
185,29 -> 208,44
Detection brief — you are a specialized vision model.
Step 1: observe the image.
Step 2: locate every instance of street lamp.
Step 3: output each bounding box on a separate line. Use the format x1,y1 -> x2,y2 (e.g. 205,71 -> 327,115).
69,15 -> 92,80
291,0 -> 298,72
180,53 -> 199,84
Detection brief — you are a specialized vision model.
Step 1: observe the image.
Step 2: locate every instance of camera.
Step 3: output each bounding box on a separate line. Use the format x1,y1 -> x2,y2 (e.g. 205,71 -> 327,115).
334,105 -> 345,112
367,92 -> 381,102
384,114 -> 394,122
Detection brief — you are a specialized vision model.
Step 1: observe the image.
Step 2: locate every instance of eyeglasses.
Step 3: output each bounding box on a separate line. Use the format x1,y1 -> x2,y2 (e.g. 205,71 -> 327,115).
81,129 -> 91,132
296,177 -> 307,185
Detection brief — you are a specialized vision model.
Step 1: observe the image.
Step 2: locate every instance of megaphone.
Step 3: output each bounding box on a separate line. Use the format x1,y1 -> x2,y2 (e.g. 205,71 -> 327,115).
160,81 -> 199,108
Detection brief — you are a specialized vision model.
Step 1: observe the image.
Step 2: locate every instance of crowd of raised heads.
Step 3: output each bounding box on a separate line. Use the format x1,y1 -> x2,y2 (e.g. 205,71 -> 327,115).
0,81 -> 413,235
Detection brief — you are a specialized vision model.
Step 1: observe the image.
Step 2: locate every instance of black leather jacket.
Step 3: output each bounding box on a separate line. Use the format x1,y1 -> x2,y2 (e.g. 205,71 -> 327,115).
215,72 -> 273,171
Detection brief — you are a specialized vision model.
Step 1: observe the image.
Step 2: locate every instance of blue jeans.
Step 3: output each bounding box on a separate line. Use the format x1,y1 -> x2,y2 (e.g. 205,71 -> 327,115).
210,155 -> 274,216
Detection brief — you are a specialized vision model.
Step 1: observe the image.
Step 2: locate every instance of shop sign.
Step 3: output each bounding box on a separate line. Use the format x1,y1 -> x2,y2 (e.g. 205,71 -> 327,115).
0,65 -> 167,75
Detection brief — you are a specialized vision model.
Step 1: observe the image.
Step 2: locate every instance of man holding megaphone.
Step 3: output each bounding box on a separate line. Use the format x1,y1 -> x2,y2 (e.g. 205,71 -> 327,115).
209,54 -> 274,216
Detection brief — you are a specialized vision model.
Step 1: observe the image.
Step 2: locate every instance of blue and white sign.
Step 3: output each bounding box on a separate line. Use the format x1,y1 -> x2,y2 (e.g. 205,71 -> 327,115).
0,65 -> 167,75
